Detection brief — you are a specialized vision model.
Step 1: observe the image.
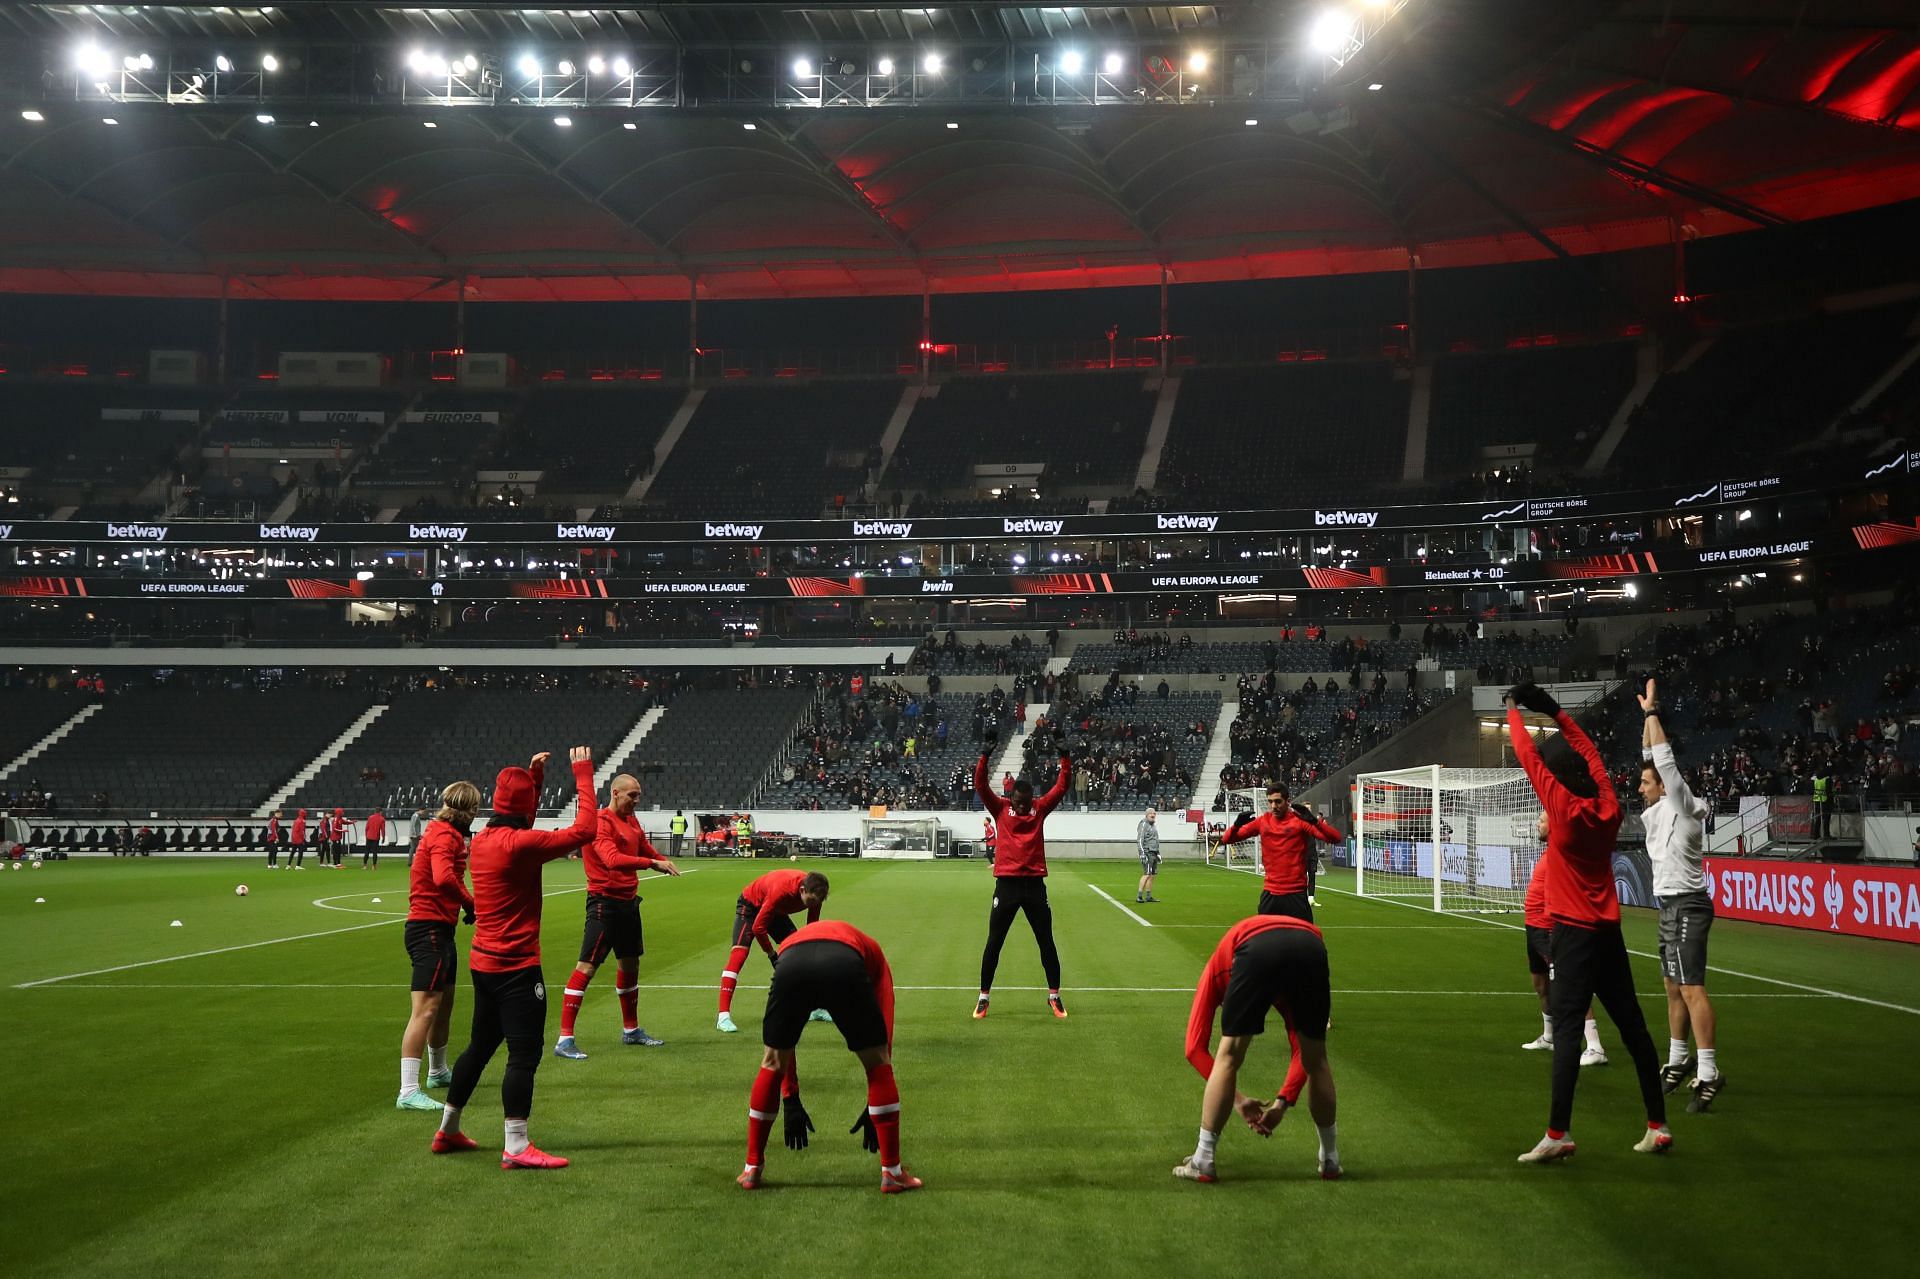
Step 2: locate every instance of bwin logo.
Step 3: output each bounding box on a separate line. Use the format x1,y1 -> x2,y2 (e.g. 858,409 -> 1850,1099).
1156,514 -> 1219,532
556,524 -> 617,541
705,522 -> 764,539
258,524 -> 320,541
108,523 -> 169,541
853,521 -> 913,537
1002,518 -> 1065,535
921,580 -> 954,592
1313,510 -> 1379,528
407,524 -> 469,542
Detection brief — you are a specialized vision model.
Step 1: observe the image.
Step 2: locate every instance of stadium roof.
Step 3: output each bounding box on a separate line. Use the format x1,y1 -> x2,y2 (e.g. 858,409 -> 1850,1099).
1,1 -> 1918,301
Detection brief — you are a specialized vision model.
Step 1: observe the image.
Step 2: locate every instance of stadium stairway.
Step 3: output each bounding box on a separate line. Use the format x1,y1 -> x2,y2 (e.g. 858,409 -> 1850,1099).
1188,700 -> 1239,810
990,703 -> 1049,786
873,383 -> 925,485
624,387 -> 704,503
563,705 -> 668,820
0,703 -> 103,783
1584,339 -> 1661,473
1131,374 -> 1182,492
254,704 -> 389,817
1400,358 -> 1432,482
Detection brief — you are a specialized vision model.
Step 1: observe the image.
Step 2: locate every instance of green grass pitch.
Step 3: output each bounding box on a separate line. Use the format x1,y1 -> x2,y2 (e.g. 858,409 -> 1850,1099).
3,855 -> 1915,1277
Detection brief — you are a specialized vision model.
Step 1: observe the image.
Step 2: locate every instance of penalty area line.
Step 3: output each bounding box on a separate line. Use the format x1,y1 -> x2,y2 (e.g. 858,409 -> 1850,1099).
1087,883 -> 1153,927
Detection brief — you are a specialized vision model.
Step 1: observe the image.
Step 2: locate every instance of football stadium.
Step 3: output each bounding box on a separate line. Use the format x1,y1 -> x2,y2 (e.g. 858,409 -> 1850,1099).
2,1 -> 1918,1274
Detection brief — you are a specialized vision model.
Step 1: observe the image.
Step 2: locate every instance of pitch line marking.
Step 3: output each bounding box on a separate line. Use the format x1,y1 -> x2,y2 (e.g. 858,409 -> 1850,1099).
1087,883 -> 1153,927
1322,883 -> 1920,1018
13,873 -> 680,989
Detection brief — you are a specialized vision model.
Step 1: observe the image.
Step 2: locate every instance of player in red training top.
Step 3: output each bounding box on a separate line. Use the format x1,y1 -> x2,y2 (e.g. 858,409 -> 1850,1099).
716,867 -> 830,1034
1174,915 -> 1340,1184
553,773 -> 681,1059
290,808 -> 308,869
1519,814 -> 1607,1065
396,780 -> 480,1113
328,807 -> 349,868
361,808 -> 386,869
432,747 -> 597,1171
971,729 -> 1071,1020
1216,783 -> 1343,922
1504,685 -> 1668,1165
735,919 -> 920,1194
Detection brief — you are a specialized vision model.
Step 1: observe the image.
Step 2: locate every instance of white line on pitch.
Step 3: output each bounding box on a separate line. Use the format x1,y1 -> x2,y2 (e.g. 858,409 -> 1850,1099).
1322,883 -> 1920,1018
1087,883 -> 1153,927
18,982 -> 1831,999
14,873 -> 678,989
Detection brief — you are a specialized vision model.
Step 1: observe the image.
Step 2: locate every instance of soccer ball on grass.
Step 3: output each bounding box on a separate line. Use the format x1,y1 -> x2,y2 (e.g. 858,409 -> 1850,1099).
235,884 -> 250,897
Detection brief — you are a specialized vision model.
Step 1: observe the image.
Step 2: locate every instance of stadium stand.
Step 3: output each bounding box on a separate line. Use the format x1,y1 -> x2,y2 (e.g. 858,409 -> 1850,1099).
288,682 -> 650,817
21,680 -> 372,815
0,686 -> 92,772
1426,342 -> 1636,475
0,385 -> 200,487
485,386 -> 683,492
606,684 -> 817,809
356,393 -> 521,485
644,381 -> 897,518
888,373 -> 1155,496
1217,673 -> 1452,804
1015,689 -> 1223,812
762,686 -> 979,810
1153,362 -> 1410,507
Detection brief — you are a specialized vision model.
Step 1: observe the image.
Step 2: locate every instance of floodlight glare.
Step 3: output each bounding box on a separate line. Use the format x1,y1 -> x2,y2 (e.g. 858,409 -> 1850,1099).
407,49 -> 426,73
517,54 -> 540,78
215,54 -> 233,73
21,109 -> 45,122
876,57 -> 894,75
923,52 -> 943,74
1309,10 -> 1357,55
1059,51 -> 1083,75
554,114 -> 572,127
1188,51 -> 1208,72
261,53 -> 279,72
462,53 -> 478,72
588,56 -> 606,75
256,113 -> 274,124
557,60 -> 575,76
1103,52 -> 1124,75
793,58 -> 812,77
613,55 -> 630,76
75,43 -> 112,78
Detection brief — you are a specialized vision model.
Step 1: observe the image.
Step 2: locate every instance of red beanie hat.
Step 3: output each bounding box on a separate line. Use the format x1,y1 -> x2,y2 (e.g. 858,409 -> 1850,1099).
492,760 -> 543,817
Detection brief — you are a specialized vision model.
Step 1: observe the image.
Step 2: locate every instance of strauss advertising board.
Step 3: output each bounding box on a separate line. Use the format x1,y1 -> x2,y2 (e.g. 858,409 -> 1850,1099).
1701,857 -> 1920,945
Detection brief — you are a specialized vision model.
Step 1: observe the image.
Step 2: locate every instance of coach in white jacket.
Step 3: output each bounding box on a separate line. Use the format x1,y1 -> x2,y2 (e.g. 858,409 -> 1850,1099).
1636,679 -> 1725,1114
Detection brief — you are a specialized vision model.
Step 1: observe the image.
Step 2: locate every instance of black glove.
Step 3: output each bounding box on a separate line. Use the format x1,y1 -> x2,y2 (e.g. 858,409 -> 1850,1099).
461,905 -> 476,925
982,726 -> 999,751
850,1109 -> 879,1154
784,1097 -> 814,1151
1291,803 -> 1315,822
1059,745 -> 1073,766
1506,683 -> 1561,717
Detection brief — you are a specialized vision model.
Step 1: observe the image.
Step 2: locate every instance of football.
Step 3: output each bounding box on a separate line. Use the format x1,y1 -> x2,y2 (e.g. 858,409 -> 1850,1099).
235,885 -> 250,897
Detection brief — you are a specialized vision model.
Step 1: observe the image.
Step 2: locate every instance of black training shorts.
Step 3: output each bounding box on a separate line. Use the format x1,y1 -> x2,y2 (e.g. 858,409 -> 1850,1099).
1257,889 -> 1314,924
1220,926 -> 1331,1041
761,939 -> 888,1053
1658,890 -> 1714,986
579,894 -> 644,965
730,896 -> 798,952
404,919 -> 457,992
1525,924 -> 1553,976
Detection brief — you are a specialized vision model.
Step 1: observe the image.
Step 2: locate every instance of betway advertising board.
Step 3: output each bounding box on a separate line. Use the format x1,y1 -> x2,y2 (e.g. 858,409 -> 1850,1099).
1702,857 -> 1920,945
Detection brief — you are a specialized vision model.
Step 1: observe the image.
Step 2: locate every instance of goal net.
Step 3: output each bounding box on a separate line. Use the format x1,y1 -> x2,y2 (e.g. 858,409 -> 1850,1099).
1354,766 -> 1541,913
1203,788 -> 1288,876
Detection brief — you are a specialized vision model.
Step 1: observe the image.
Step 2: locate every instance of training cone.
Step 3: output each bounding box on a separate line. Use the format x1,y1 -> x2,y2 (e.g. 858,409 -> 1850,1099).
170,919 -> 183,927
370,897 -> 382,904
34,897 -> 46,904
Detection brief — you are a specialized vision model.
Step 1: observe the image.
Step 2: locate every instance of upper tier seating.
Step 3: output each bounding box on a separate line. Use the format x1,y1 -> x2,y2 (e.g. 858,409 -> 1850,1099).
487,386 -> 682,492
1426,343 -> 1635,475
888,373 -> 1154,493
605,686 -> 817,809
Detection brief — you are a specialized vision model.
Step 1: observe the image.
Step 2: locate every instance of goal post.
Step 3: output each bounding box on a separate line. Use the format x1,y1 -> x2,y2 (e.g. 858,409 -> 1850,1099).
1353,765 -> 1542,914
1200,787 -> 1270,874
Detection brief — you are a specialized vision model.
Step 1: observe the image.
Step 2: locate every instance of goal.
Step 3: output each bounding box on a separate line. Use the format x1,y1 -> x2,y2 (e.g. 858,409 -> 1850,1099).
1202,788 -> 1304,875
1353,766 -> 1542,913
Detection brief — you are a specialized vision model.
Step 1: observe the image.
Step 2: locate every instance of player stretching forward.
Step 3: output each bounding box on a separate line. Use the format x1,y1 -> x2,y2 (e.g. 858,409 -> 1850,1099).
1217,784 -> 1343,922
1639,679 -> 1724,1112
1504,685 -> 1669,1164
1174,914 -> 1340,1183
1521,814 -> 1609,1067
555,774 -> 681,1059
397,781 -> 480,1111
433,748 -> 597,1170
716,868 -> 830,1034
972,730 -> 1071,1019
736,918 -> 920,1194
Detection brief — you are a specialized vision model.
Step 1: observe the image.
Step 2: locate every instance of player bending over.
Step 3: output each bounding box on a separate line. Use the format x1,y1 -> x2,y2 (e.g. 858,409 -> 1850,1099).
737,918 -> 919,1194
972,729 -> 1071,1019
555,773 -> 681,1060
1521,814 -> 1609,1067
1174,914 -> 1340,1183
432,748 -> 598,1170
1639,679 -> 1724,1112
1504,686 -> 1669,1164
717,867 -> 830,1034
396,780 -> 479,1112
1217,784 -> 1343,922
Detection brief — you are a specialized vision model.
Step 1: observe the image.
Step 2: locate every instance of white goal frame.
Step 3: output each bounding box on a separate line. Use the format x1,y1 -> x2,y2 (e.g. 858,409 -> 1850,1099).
1353,765 -> 1541,914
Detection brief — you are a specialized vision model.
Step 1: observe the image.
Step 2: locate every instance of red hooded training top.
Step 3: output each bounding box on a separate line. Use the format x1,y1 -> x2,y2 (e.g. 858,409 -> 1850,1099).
973,752 -> 1070,877
1221,807 -> 1344,896
467,757 -> 598,972
407,817 -> 473,925
1507,706 -> 1621,929
365,811 -> 386,844
1185,915 -> 1324,1104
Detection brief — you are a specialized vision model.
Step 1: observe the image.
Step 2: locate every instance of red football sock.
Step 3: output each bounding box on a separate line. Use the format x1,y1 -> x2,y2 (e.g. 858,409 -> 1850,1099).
615,969 -> 639,1033
560,968 -> 593,1038
865,1062 -> 901,1170
746,1067 -> 780,1168
719,946 -> 751,1014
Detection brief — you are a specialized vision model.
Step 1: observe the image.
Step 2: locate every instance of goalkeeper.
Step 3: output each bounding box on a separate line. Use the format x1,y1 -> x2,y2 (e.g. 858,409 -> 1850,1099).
1504,683 -> 1669,1165
736,918 -> 920,1194
1217,784 -> 1344,922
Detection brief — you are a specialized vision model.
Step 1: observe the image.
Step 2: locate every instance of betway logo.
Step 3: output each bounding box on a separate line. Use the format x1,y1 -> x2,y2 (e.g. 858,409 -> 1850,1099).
408,524 -> 469,542
1156,514 -> 1219,532
1002,518 -> 1064,535
705,522 -> 764,538
108,523 -> 169,541
853,520 -> 913,537
0,524 -> 12,540
258,524 -> 320,541
556,523 -> 617,542
1313,510 -> 1378,528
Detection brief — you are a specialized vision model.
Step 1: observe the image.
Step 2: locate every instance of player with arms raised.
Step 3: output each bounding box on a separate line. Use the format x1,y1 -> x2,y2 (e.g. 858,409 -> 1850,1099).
554,773 -> 681,1060
1174,914 -> 1340,1184
971,728 -> 1071,1019
716,868 -> 830,1034
735,918 -> 920,1194
1521,813 -> 1609,1066
1216,783 -> 1343,922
